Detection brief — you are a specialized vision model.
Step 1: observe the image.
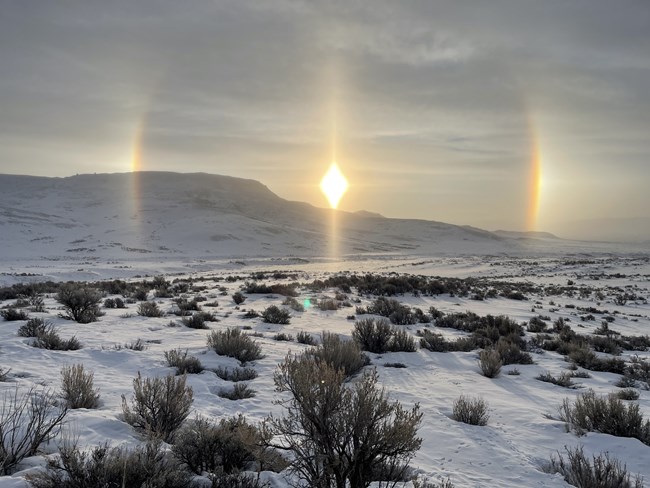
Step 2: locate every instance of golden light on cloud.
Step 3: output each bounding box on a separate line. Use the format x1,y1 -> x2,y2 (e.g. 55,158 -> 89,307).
320,163 -> 349,209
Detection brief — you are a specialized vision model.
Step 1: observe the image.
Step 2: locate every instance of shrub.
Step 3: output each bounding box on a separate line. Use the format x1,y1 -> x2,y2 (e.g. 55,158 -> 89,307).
527,316 -> 547,333
478,349 -> 502,378
213,366 -> 258,382
590,335 -> 622,355
28,295 -> 46,313
60,364 -> 100,409
207,328 -> 264,364
418,331 -> 447,352
627,355 -> 650,385
412,307 -> 430,324
1,308 -> 28,321
452,395 -> 489,426
495,338 -> 534,365
242,310 -> 260,319
535,371 -> 576,388
244,282 -> 298,297
121,372 -> 193,442
308,332 -> 369,378
172,414 -> 280,476
384,362 -> 407,368
390,327 -> 417,352
616,376 -> 638,388
261,305 -> 291,324
545,446 -> 643,488
165,349 -> 204,375
232,292 -> 247,305
282,297 -> 305,312
268,355 -> 422,488
180,312 -> 215,329
361,297 -> 416,325
273,332 -> 293,342
412,477 -> 455,488
124,338 -> 147,351
32,325 -> 81,351
174,298 -> 201,316
353,318 -> 416,353
566,346 -> 626,375
353,318 -> 393,353
17,317 -> 47,337
137,301 -> 165,317
0,387 -> 68,475
218,383 -> 257,400
206,472 -> 271,488
0,368 -> 10,382
570,370 -> 592,379
55,284 -> 102,323
296,331 -> 317,345
594,321 -> 620,336
133,287 -> 149,301
616,389 -> 640,401
27,440 -> 193,488
318,298 -> 339,311
559,390 -> 650,444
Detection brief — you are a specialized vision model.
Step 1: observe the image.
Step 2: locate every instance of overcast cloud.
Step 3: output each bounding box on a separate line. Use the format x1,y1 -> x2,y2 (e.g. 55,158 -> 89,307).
1,0 -> 649,239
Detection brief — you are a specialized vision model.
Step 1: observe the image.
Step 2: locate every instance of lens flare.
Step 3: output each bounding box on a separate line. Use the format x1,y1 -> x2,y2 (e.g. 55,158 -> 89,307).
320,163 -> 349,209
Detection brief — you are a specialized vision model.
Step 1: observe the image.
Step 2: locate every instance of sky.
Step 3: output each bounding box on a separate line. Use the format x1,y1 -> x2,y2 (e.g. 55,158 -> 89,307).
1,1 -> 649,241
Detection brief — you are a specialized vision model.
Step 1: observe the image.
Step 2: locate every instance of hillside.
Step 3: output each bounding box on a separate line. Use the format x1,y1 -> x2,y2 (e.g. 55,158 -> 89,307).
0,172 -> 643,284
0,172 -> 513,262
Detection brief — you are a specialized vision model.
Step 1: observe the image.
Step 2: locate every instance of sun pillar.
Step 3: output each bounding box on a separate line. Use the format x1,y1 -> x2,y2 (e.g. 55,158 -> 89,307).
527,136 -> 543,232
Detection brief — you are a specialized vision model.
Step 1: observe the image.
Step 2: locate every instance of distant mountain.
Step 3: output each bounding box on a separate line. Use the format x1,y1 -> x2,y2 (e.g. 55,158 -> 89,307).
550,217 -> 650,243
494,230 -> 559,240
354,210 -> 385,219
0,172 -> 639,270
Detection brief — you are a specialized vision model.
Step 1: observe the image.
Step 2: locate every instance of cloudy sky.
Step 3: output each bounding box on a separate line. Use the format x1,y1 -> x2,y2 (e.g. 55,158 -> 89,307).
1,1 -> 649,240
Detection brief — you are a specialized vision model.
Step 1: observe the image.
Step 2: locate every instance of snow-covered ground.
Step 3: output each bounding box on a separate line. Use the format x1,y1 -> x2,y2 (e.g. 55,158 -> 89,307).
1,254 -> 649,487
1,172 -> 649,486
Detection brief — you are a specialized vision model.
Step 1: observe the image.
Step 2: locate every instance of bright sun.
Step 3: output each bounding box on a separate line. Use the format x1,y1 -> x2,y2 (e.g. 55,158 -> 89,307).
320,163 -> 349,209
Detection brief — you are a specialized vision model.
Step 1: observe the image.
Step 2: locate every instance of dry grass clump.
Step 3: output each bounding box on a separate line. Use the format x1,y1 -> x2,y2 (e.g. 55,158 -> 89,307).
60,364 -> 100,409
121,372 -> 193,443
478,348 -> 502,378
207,328 -> 264,363
545,446 -> 643,488
17,317 -> 47,337
137,301 -> 165,317
218,383 -> 257,400
452,395 -> 489,426
261,305 -> 291,324
536,371 -> 577,389
559,390 -> 650,444
27,441 -> 193,488
31,325 -> 81,351
307,332 -> 370,378
352,318 -> 416,353
164,349 -> 204,375
180,311 -> 216,329
172,414 -> 284,480
1,308 -> 29,321
0,387 -> 68,475
296,331 -> 317,345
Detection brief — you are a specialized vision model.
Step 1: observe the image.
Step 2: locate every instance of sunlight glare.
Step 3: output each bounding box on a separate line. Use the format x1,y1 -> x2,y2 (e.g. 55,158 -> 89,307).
320,163 -> 349,209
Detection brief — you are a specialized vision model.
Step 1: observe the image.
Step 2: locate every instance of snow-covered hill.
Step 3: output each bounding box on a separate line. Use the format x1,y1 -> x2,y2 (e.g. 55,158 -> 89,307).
0,172 -> 644,283
0,172 -> 511,260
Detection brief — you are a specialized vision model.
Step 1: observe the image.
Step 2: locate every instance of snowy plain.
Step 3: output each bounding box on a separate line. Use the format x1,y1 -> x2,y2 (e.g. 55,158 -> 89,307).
0,172 -> 649,487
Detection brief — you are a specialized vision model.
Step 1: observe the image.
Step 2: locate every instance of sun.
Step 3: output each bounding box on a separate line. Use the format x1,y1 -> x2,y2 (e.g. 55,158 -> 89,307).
320,163 -> 349,209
